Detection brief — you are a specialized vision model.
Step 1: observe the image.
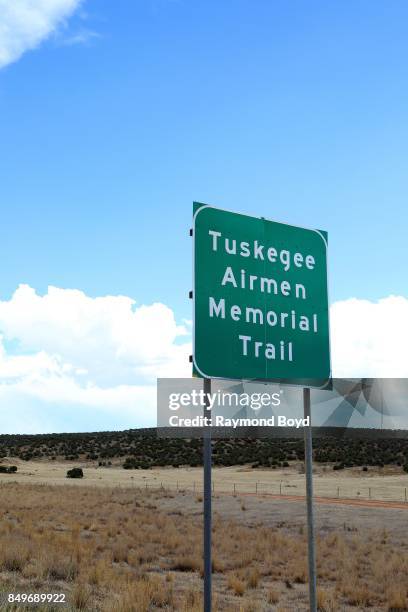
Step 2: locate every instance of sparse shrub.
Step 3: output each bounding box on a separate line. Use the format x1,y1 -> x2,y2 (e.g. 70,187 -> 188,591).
0,542 -> 30,572
171,556 -> 202,572
66,467 -> 83,478
149,576 -> 174,607
227,574 -> 246,596
122,458 -> 132,469
46,556 -> 79,581
0,465 -> 17,473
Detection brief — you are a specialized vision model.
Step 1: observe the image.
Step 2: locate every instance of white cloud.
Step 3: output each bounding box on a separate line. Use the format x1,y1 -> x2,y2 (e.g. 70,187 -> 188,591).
0,0 -> 83,68
0,284 -> 191,386
0,285 -> 191,432
330,295 -> 408,377
0,285 -> 406,433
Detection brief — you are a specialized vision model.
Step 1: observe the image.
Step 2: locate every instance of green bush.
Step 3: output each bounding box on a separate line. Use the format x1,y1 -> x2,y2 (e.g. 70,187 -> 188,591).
0,465 -> 17,474
66,467 -> 83,479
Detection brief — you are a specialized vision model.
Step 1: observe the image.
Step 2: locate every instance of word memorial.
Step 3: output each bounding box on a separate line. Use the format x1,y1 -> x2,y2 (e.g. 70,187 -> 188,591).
193,204 -> 330,387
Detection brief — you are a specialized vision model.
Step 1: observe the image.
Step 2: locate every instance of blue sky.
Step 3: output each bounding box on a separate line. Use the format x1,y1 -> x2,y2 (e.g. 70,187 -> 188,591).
0,0 -> 407,432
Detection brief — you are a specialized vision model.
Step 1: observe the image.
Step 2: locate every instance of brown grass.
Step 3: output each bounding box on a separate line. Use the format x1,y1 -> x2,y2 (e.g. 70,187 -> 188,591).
171,555 -> 202,573
247,568 -> 260,589
227,574 -> 246,596
317,587 -> 337,611
267,587 -> 280,604
0,481 -> 407,610
386,586 -> 408,611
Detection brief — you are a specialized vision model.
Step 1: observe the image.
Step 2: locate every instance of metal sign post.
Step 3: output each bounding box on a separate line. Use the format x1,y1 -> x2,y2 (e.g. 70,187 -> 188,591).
192,202 -> 330,612
203,377 -> 212,612
303,387 -> 317,612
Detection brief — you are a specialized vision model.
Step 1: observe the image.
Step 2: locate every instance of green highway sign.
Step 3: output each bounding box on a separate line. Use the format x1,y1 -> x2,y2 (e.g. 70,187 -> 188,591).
193,203 -> 331,387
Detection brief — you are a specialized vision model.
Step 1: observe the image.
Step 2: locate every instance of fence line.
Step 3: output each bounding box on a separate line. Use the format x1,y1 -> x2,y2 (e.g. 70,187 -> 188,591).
5,476 -> 406,504
135,479 -> 408,504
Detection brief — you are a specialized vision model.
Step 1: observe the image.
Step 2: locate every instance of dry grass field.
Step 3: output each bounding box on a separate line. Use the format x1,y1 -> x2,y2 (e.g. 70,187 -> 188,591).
2,459 -> 408,504
0,474 -> 408,611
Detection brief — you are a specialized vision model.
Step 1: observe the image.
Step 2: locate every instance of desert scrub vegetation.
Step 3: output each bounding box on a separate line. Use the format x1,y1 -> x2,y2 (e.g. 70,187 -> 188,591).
3,428 -> 408,471
0,483 -> 407,610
